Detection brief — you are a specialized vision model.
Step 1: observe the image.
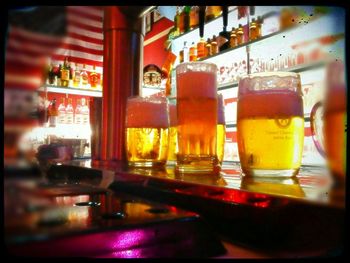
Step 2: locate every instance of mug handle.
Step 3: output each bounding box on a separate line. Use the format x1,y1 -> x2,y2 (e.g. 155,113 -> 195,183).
310,101 -> 326,158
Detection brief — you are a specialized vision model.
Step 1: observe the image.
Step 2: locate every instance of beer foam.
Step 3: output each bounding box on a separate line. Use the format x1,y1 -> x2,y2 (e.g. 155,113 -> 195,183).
169,103 -> 177,126
126,97 -> 169,128
177,71 -> 217,99
237,89 -> 304,119
217,94 -> 225,124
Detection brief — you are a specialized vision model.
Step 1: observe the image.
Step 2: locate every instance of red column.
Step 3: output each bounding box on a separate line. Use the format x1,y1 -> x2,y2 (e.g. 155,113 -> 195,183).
101,6 -> 144,162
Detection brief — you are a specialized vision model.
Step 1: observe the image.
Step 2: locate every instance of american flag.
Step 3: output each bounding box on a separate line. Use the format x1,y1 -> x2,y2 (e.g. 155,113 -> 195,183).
5,6 -> 104,91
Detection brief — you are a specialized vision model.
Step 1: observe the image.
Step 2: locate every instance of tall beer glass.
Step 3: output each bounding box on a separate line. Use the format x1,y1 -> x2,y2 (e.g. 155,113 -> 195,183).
167,100 -> 178,165
176,62 -> 219,173
310,60 -> 346,184
237,72 -> 304,177
217,94 -> 226,165
125,96 -> 169,167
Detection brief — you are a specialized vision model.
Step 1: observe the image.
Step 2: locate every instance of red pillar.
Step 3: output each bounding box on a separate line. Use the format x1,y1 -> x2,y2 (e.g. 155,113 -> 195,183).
101,6 -> 144,162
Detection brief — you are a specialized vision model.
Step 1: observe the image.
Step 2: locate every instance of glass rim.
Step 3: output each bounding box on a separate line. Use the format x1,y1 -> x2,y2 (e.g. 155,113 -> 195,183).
239,71 -> 300,80
175,61 -> 218,72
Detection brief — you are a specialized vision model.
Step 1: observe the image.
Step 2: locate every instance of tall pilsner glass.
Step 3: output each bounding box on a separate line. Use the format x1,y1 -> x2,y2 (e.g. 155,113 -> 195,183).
176,62 -> 219,174
237,72 -> 304,177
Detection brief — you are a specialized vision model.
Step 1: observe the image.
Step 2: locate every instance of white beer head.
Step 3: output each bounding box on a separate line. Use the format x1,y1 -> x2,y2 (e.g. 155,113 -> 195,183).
126,96 -> 169,128
176,62 -> 218,99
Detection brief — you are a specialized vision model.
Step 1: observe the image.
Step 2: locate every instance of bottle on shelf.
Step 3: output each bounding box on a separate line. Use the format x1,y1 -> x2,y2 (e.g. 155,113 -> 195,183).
57,64 -> 62,86
205,38 -> 212,57
74,99 -> 83,125
57,97 -> 66,124
80,64 -> 89,88
206,6 -> 222,21
47,60 -> 55,85
48,98 -> 58,127
73,63 -> 81,88
89,65 -> 99,88
174,6 -> 180,37
189,41 -> 197,61
183,6 -> 191,33
236,24 -> 244,45
218,6 -> 230,52
249,18 -> 258,41
81,98 -> 90,125
211,35 -> 218,55
179,41 -> 187,63
60,57 -> 70,87
229,27 -> 237,48
69,61 -> 74,87
65,98 -> 74,124
178,6 -> 185,34
189,6 -> 199,30
257,16 -> 263,38
197,38 -> 206,59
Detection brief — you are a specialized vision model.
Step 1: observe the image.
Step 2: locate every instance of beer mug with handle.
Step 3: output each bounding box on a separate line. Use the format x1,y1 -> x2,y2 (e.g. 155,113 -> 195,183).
310,60 -> 347,184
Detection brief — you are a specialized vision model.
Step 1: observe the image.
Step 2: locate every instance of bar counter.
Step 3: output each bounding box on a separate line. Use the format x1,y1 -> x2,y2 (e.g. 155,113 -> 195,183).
4,160 -> 345,258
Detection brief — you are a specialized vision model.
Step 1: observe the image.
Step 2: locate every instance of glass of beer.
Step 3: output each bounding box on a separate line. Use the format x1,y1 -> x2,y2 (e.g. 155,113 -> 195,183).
310,60 -> 346,185
237,72 -> 304,177
167,99 -> 178,165
176,62 -> 219,174
217,93 -> 226,165
125,96 -> 169,168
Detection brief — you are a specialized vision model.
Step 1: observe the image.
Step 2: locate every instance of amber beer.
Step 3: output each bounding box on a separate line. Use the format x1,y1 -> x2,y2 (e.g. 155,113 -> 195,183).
237,72 -> 304,177
176,62 -> 219,173
217,94 -> 226,164
311,60 -> 346,181
125,96 -> 169,167
167,102 -> 178,164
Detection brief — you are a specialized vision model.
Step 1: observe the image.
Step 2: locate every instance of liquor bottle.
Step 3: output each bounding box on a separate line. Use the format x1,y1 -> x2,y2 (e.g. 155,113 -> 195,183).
257,16 -> 263,38
60,57 -> 70,87
80,64 -> 89,88
47,61 -> 55,85
197,38 -> 206,59
229,27 -> 237,48
73,63 -> 81,88
178,6 -> 185,34
57,97 -> 66,124
211,35 -> 218,55
57,64 -> 62,86
189,6 -> 199,30
205,38 -> 212,57
81,98 -> 90,125
179,41 -> 186,63
236,24 -> 244,45
183,6 -> 191,33
69,62 -> 74,87
65,98 -> 74,124
89,65 -> 99,88
48,98 -> 58,127
74,99 -> 82,125
206,6 -> 222,21
189,42 -> 197,61
174,6 -> 180,37
183,41 -> 189,63
249,18 -> 258,41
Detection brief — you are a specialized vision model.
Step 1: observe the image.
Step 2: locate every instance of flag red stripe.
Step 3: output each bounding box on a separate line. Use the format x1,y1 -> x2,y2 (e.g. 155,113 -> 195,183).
67,32 -> 103,45
66,7 -> 103,22
67,19 -> 103,34
60,42 -> 103,56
